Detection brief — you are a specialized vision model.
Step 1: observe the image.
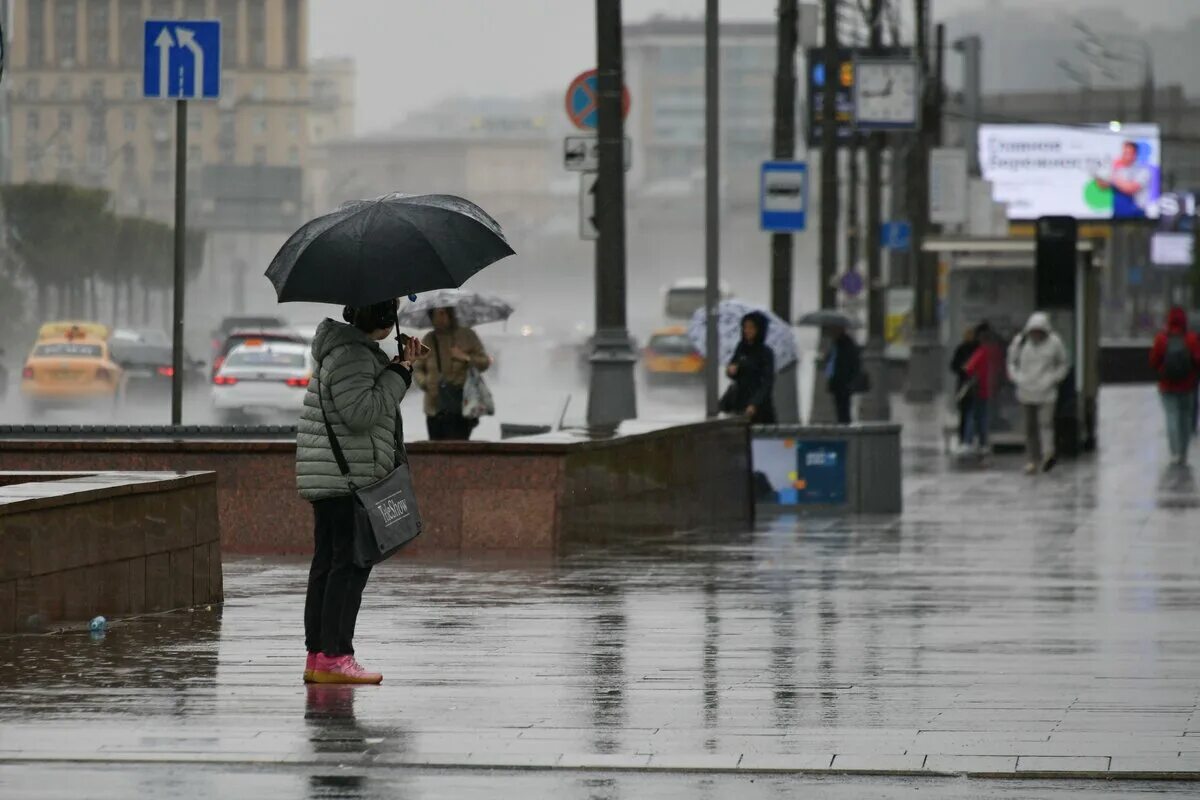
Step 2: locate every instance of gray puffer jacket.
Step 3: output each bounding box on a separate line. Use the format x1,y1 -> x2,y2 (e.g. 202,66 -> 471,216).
296,319 -> 411,502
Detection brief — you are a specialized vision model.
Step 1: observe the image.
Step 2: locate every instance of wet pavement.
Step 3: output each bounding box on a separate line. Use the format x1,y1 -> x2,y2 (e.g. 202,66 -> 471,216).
3,386 -> 1200,799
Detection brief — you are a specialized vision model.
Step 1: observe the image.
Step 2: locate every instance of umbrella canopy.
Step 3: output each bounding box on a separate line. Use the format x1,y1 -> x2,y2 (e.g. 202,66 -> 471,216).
266,193 -> 515,306
395,289 -> 514,329
795,309 -> 862,329
687,301 -> 798,372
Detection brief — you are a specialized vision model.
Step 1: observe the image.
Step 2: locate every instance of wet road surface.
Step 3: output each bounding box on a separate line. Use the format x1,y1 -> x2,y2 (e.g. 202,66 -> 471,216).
2,386 -> 1199,798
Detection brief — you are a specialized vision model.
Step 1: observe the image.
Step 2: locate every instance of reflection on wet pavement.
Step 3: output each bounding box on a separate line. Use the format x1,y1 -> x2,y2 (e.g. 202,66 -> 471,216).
2,387 -> 1200,798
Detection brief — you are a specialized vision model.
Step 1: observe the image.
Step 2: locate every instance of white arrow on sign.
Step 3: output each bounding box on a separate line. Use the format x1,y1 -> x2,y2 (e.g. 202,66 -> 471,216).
176,27 -> 204,98
155,27 -> 174,96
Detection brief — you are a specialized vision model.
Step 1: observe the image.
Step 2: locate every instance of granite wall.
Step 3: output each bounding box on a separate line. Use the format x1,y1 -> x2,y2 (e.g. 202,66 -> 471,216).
0,471 -> 223,635
0,419 -> 752,556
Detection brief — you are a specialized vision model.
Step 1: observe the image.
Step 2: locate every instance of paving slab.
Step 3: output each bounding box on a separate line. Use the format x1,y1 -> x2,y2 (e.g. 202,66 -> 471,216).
0,387 -> 1199,798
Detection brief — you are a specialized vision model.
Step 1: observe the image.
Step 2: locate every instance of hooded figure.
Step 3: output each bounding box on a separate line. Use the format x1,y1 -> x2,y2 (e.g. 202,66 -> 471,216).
1149,306 -> 1200,464
1007,311 -> 1069,473
723,311 -> 777,425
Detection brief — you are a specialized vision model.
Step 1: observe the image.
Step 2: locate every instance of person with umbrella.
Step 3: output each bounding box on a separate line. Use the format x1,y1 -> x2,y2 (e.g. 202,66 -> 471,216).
296,298 -> 426,685
268,193 -> 515,684
413,307 -> 492,440
721,311 -> 777,425
824,322 -> 862,425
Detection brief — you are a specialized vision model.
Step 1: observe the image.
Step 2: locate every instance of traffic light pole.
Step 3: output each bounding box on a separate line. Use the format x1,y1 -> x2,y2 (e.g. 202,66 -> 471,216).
171,98 -> 187,426
859,0 -> 891,421
586,0 -> 637,429
770,0 -> 800,423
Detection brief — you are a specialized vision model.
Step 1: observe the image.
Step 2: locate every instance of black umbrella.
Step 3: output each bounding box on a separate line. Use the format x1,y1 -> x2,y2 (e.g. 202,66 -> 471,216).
265,193 -> 515,306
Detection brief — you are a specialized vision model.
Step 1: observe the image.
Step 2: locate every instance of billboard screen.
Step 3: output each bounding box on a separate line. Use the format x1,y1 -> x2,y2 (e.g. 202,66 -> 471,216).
978,124 -> 1161,220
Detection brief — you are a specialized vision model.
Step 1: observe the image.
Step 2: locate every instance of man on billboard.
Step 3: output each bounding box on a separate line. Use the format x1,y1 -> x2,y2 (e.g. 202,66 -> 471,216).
1096,141 -> 1154,219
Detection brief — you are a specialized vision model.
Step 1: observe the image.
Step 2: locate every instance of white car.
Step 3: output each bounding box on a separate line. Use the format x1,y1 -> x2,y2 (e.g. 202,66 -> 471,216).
211,339 -> 312,424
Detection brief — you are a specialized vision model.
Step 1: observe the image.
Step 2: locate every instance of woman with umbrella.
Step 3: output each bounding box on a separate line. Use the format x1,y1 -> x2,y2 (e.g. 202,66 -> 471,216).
412,307 -> 492,441
267,193 -> 515,683
722,311 -> 777,425
296,298 -> 426,684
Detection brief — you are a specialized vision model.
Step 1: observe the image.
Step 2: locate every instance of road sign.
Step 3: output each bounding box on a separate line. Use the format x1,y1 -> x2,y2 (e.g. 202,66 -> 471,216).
760,161 -> 808,232
881,221 -> 911,251
580,173 -> 599,240
143,19 -> 221,100
564,69 -> 631,132
839,271 -> 864,296
930,147 -> 968,225
563,135 -> 632,172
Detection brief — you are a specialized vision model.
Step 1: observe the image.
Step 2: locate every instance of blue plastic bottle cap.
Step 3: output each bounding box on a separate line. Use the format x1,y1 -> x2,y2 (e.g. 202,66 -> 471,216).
89,615 -> 107,631
408,294 -> 418,302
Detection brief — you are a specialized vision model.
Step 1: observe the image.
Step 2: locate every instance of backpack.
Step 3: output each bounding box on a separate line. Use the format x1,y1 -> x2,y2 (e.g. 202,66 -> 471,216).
1163,334 -> 1194,382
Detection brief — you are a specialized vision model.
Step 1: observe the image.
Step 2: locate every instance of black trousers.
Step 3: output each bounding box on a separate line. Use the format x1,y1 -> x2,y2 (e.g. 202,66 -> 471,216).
957,392 -> 972,441
832,390 -> 852,425
304,496 -> 372,657
427,413 -> 475,441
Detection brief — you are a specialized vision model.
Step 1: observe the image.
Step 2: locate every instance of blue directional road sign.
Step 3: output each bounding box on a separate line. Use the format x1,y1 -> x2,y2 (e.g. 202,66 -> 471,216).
143,20 -> 221,100
881,220 -> 912,251
760,161 -> 808,232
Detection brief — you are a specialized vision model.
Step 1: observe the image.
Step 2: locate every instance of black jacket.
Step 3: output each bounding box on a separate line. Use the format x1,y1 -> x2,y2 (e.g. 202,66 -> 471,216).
949,340 -> 978,390
725,312 -> 777,425
826,332 -> 862,395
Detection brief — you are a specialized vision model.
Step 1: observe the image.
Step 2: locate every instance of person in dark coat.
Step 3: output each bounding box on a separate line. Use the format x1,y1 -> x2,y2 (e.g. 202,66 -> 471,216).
724,311 -> 777,425
949,325 -> 981,445
825,324 -> 862,424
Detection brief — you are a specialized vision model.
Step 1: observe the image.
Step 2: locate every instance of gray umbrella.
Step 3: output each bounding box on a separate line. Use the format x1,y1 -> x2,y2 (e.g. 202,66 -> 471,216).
396,289 -> 514,329
265,193 -> 515,306
795,309 -> 862,329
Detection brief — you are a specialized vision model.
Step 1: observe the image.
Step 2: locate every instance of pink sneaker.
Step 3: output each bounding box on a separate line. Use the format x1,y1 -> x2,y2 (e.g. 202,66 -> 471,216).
312,653 -> 383,685
303,652 -> 318,683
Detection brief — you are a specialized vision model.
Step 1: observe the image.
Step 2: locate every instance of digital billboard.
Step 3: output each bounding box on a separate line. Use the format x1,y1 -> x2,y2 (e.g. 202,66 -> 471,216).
978,124 -> 1161,220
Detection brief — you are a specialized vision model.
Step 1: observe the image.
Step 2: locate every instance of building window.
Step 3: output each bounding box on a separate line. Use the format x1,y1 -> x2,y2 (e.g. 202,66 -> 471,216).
58,144 -> 75,169
217,0 -> 239,66
55,78 -> 72,100
220,142 -> 235,164
59,110 -> 75,132
183,0 -> 206,17
57,0 -> 80,66
88,78 -> 105,100
251,80 -> 265,101
27,0 -> 46,67
253,113 -> 267,135
287,145 -> 299,166
286,114 -> 300,138
23,78 -> 41,100
288,79 -> 301,101
188,144 -> 202,163
119,0 -> 141,66
87,0 -> 110,65
189,110 -> 203,131
27,111 -> 41,134
124,110 -> 137,133
248,1 -> 265,67
253,145 -> 267,164
123,143 -> 137,169
284,0 -> 301,68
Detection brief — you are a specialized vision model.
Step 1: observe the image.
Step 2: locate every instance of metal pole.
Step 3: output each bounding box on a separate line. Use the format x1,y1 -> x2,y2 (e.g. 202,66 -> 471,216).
955,35 -> 982,176
858,0 -> 890,420
770,0 -> 800,423
171,99 -> 187,426
904,0 -> 944,402
846,138 -> 860,271
819,0 -> 839,311
771,0 -> 797,322
586,0 -> 637,429
704,0 -> 721,418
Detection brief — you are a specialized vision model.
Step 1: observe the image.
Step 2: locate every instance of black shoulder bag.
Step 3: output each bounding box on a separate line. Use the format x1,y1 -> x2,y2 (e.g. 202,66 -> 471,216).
316,364 -> 422,567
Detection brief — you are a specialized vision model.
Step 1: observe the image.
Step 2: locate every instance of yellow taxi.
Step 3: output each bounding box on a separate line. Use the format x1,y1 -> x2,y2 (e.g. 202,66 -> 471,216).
21,323 -> 123,413
643,326 -> 704,383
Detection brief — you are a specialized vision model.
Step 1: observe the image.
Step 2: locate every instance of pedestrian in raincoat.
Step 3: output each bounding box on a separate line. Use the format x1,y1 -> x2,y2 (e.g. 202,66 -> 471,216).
824,323 -> 862,425
1007,312 -> 1069,474
1149,306 -> 1200,465
295,299 -> 424,684
722,311 -> 777,425
413,307 -> 491,441
949,325 -> 981,449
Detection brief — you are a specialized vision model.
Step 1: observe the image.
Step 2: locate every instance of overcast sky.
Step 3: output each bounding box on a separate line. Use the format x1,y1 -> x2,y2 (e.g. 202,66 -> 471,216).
309,0 -> 1190,134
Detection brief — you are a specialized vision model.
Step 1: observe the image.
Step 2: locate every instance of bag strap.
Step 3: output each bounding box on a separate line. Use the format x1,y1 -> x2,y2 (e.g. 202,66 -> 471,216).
314,361 -> 354,484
